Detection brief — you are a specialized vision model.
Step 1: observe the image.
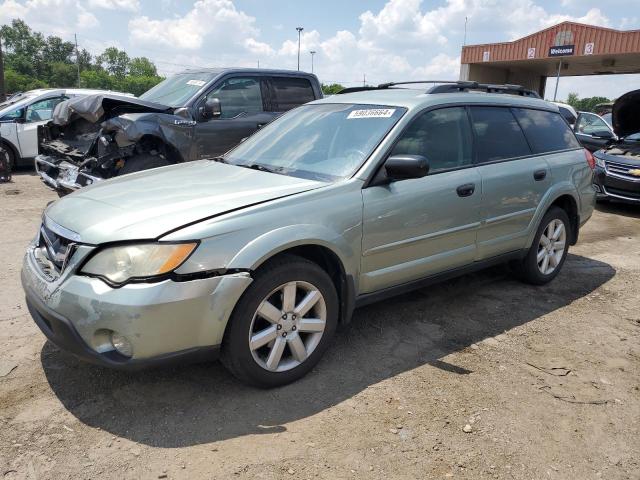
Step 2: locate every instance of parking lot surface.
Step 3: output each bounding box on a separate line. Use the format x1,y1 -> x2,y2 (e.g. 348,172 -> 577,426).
1,172 -> 638,479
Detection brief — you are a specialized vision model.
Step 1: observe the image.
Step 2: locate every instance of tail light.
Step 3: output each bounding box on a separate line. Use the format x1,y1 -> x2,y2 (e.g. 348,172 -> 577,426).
584,149 -> 595,170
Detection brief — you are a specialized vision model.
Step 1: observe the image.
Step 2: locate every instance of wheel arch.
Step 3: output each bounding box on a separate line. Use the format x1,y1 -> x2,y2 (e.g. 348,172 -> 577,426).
526,184 -> 581,249
135,134 -> 184,164
549,194 -> 579,245
259,244 -> 357,326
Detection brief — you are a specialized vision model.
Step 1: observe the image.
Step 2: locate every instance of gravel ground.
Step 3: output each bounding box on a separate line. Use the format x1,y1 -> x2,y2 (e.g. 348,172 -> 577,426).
1,171 -> 638,480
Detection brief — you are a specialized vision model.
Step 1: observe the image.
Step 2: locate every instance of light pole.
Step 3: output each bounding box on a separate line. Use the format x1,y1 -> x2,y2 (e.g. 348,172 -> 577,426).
296,27 -> 304,70
310,50 -> 316,73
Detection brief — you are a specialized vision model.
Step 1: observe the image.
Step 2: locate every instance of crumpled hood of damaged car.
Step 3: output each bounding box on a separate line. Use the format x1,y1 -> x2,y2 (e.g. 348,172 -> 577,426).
45,161 -> 327,244
52,93 -> 171,125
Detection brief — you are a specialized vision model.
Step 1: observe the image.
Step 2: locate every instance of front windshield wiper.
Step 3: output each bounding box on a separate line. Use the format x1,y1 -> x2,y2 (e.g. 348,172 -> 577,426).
209,156 -> 229,163
240,163 -> 288,175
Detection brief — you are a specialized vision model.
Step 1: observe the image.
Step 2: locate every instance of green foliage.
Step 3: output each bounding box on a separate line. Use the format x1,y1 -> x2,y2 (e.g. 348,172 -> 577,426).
1,19 -> 164,96
565,92 -> 612,113
322,83 -> 345,95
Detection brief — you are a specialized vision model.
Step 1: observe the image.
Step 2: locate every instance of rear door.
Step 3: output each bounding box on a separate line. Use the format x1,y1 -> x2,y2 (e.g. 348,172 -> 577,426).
574,112 -> 614,151
269,76 -> 317,113
193,76 -> 275,158
470,106 -> 549,259
361,106 -> 482,293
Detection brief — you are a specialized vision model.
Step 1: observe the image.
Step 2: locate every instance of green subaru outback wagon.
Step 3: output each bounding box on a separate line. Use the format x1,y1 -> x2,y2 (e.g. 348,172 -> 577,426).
22,81 -> 596,387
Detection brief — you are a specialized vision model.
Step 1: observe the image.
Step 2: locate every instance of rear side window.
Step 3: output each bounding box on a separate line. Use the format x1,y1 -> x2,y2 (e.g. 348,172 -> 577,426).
557,106 -> 576,125
271,77 -> 315,112
513,108 -> 581,153
391,107 -> 473,172
469,107 -> 531,163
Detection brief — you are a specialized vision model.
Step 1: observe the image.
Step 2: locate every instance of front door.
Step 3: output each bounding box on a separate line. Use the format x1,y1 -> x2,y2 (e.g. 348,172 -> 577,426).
193,77 -> 276,159
361,106 -> 482,293
574,112 -> 614,152
16,96 -> 67,158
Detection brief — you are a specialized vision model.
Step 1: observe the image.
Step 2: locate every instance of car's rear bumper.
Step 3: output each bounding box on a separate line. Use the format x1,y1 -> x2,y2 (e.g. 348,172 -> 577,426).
21,245 -> 252,369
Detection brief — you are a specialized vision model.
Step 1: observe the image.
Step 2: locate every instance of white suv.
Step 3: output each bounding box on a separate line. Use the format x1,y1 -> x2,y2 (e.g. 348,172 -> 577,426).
0,88 -> 132,168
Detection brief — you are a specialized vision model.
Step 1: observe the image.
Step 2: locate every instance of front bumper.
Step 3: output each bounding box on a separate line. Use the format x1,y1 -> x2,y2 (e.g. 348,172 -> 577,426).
21,245 -> 253,369
593,165 -> 640,203
35,154 -> 103,193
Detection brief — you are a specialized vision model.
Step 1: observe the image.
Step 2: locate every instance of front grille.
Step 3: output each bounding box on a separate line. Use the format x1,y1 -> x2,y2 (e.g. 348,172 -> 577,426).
39,223 -> 74,272
605,160 -> 640,181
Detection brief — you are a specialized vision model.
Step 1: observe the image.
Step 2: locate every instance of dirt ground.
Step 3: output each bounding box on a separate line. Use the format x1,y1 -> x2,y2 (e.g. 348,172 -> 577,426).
1,171 -> 638,480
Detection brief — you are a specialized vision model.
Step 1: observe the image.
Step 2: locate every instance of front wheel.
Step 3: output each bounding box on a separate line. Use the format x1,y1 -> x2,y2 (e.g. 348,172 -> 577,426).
512,206 -> 570,285
117,153 -> 170,176
221,255 -> 338,388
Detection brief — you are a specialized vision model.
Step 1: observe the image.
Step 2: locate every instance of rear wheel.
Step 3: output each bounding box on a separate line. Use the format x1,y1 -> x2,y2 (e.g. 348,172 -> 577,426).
512,206 -> 570,285
117,153 -> 170,176
221,255 -> 338,388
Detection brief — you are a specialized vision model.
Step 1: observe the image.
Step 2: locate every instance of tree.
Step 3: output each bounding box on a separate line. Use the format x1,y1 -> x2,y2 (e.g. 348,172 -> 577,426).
96,47 -> 129,78
565,93 -> 612,113
322,83 -> 345,95
0,22 -> 164,96
128,57 -> 157,77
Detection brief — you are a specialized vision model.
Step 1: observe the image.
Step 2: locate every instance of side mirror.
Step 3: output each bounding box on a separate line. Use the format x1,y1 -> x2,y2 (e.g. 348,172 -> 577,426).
592,129 -> 614,139
201,98 -> 222,119
384,154 -> 429,181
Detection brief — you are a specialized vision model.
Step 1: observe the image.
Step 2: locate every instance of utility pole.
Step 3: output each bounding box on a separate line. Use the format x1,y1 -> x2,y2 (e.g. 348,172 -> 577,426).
0,34 -> 5,102
363,73 -> 366,87
553,60 -> 562,101
74,33 -> 81,88
296,27 -> 304,70
463,16 -> 468,46
309,50 -> 316,73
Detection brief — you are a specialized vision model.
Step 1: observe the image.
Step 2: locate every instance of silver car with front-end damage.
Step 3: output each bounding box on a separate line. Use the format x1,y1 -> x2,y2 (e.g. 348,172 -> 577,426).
22,81 -> 596,387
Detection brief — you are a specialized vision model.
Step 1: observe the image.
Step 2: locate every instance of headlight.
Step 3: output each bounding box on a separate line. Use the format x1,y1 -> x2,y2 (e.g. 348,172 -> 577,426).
81,242 -> 197,284
595,155 -> 606,168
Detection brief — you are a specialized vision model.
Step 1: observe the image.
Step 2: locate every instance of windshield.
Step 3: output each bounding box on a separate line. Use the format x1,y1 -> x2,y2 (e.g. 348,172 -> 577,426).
139,72 -> 216,107
225,103 -> 406,181
602,113 -> 612,125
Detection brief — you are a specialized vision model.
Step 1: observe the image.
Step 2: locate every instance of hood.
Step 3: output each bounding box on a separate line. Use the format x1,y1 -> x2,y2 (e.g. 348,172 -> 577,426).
612,89 -> 640,138
52,93 -> 171,126
45,161 -> 326,244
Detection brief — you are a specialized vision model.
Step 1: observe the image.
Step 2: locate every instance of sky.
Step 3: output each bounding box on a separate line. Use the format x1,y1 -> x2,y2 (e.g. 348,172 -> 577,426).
1,0 -> 638,101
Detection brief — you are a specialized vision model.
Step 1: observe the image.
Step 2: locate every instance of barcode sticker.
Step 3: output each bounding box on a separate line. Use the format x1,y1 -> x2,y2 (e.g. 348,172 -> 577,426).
347,108 -> 396,119
186,79 -> 206,87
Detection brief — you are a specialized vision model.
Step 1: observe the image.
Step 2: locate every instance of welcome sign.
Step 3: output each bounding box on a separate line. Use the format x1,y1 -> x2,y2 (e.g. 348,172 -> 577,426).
549,45 -> 575,57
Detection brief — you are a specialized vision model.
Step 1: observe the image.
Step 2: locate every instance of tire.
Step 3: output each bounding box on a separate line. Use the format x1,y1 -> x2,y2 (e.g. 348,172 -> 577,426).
512,206 -> 571,285
221,254 -> 338,388
1,143 -> 16,170
117,153 -> 170,176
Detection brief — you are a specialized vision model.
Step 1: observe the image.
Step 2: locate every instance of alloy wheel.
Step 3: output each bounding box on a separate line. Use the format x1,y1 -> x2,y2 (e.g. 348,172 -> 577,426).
249,280 -> 327,372
537,218 -> 567,275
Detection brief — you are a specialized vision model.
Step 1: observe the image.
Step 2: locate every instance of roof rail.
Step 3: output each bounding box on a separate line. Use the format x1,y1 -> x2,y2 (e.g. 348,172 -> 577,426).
337,80 -> 541,98
427,81 -> 541,98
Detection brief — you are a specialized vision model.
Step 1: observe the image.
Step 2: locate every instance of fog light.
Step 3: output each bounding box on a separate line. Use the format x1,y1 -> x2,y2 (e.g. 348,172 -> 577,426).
110,332 -> 133,358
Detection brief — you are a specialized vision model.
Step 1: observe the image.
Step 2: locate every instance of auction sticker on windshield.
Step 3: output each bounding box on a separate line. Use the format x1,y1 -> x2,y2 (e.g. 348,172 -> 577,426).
186,80 -> 206,87
347,108 -> 396,119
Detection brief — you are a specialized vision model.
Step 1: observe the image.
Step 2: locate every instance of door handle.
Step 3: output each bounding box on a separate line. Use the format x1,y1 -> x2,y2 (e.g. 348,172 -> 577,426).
533,169 -> 547,181
456,183 -> 475,197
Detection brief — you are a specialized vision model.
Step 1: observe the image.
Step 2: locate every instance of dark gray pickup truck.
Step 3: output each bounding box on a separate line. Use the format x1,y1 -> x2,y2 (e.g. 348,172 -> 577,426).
35,68 -> 322,193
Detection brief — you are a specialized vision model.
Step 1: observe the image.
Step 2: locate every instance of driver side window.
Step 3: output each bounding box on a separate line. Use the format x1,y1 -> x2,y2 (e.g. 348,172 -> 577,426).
207,77 -> 263,119
391,107 -> 473,173
25,97 -> 66,123
576,113 -> 609,135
